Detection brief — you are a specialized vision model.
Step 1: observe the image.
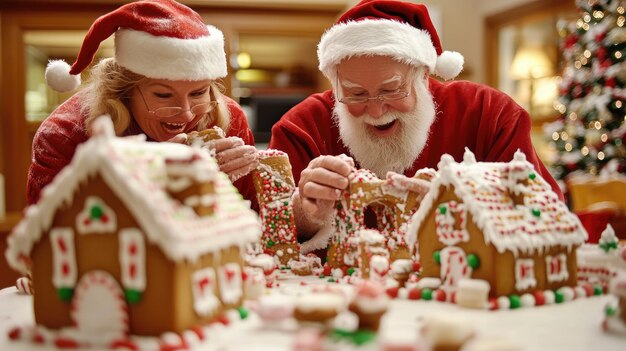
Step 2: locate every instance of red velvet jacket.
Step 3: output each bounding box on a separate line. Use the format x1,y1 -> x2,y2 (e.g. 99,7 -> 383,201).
27,92 -> 258,211
269,78 -> 563,200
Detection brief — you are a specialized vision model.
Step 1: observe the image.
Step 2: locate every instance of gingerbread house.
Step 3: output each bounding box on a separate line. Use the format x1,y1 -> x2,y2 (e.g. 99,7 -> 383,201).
327,168 -> 433,270
5,117 -> 261,342
407,149 -> 588,298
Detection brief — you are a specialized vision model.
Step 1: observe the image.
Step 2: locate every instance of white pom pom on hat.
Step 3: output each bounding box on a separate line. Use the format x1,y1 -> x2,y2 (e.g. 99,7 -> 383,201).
45,0 -> 227,92
318,0 -> 464,81
45,60 -> 81,92
435,51 -> 464,81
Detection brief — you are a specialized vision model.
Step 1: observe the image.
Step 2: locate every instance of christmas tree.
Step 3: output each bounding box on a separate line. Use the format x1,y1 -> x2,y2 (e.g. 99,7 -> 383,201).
546,0 -> 626,181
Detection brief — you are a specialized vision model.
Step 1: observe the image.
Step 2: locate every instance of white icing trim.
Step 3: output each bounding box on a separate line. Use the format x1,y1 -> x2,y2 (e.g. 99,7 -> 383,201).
191,266 -> 220,317
119,228 -> 146,291
545,253 -> 569,283
440,246 -> 471,291
50,228 -> 77,289
70,270 -> 128,342
435,200 -> 469,246
515,258 -> 537,291
76,196 -> 117,234
218,262 -> 243,305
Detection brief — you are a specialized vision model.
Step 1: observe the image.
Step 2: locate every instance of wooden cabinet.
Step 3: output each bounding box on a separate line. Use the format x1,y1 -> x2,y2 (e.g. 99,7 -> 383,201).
0,212 -> 22,289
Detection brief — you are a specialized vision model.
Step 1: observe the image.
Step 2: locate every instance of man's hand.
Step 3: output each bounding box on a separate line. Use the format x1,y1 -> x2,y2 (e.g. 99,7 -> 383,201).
296,154 -> 355,228
205,137 -> 259,182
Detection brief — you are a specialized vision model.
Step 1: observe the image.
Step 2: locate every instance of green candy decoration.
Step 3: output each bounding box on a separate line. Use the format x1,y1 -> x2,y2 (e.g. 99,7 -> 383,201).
599,241 -> 618,253
125,289 -> 142,304
347,267 -> 355,276
352,330 -> 376,345
467,254 -> 480,269
529,172 -> 537,180
509,295 -> 521,309
238,306 -> 249,320
531,208 -> 541,217
57,287 -> 74,301
90,205 -> 103,219
439,205 -> 447,215
555,291 -> 565,303
266,239 -> 275,248
593,285 -> 604,295
421,288 -> 433,300
434,251 -> 441,265
605,305 -> 617,317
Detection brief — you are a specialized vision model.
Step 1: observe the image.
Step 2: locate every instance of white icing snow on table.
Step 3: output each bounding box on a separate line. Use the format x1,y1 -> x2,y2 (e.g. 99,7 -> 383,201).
0,272 -> 624,351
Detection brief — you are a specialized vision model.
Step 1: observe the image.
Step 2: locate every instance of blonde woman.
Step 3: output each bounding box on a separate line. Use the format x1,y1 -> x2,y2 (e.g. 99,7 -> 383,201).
28,0 -> 258,209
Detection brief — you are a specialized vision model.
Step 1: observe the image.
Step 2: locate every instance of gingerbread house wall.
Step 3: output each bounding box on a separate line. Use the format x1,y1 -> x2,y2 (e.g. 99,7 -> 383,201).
417,187 -> 496,289
30,173 -> 243,336
172,245 -> 244,333
30,174 -> 178,334
418,186 -> 579,298
493,246 -> 579,297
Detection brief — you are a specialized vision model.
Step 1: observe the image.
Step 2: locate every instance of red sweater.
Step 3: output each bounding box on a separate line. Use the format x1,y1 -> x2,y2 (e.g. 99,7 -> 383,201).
27,92 -> 258,211
269,78 -> 563,201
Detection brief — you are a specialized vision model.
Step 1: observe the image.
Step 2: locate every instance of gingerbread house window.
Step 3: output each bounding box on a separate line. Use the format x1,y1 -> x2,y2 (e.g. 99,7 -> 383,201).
218,263 -> 243,305
435,201 -> 469,246
76,196 -> 117,234
119,229 -> 146,299
50,228 -> 77,290
545,253 -> 569,283
191,267 -> 220,317
515,258 -> 536,291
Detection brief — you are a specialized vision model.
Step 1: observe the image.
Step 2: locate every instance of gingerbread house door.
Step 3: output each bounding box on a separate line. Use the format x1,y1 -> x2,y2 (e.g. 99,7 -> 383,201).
71,270 -> 129,341
439,246 -> 471,294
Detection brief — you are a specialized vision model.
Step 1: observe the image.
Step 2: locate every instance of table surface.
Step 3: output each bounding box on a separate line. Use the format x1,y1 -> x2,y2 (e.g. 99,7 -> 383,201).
0,274 -> 625,351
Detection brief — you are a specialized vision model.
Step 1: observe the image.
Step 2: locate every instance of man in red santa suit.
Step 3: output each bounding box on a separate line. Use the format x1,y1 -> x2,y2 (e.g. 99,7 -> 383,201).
268,0 -> 563,252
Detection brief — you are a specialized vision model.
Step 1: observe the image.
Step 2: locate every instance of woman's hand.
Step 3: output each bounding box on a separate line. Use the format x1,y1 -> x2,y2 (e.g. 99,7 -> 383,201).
167,133 -> 188,144
205,137 -> 259,182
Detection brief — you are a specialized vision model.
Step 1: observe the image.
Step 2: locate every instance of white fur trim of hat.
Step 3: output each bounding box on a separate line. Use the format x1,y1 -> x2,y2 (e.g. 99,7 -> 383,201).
115,25 -> 226,82
318,19 -> 463,81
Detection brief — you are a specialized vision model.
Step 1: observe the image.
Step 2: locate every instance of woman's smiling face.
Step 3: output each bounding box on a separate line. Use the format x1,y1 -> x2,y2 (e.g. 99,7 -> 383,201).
130,79 -> 213,141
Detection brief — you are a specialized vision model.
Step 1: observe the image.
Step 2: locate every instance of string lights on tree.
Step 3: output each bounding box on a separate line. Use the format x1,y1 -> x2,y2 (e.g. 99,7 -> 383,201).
546,0 -> 626,180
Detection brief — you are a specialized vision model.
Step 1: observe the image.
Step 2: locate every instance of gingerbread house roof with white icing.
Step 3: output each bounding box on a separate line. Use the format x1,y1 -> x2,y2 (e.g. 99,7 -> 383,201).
406,149 -> 587,256
6,117 -> 261,275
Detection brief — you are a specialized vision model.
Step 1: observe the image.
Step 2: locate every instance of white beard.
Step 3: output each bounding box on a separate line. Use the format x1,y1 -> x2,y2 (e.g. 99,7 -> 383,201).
334,78 -> 437,178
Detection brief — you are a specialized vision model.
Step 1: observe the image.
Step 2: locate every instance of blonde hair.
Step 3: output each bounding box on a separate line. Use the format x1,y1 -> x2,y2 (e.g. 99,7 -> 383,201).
81,58 -> 231,136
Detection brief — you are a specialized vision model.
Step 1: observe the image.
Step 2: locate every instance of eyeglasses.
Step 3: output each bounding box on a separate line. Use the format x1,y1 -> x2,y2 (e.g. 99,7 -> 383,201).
137,88 -> 218,118
336,71 -> 412,105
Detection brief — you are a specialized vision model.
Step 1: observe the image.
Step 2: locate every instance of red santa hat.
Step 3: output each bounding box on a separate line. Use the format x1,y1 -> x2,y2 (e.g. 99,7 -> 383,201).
318,0 -> 464,81
45,0 -> 227,92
